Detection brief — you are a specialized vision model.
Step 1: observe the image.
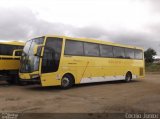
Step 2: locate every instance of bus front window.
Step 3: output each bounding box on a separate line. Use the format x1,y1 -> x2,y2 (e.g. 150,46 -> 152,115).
20,37 -> 44,73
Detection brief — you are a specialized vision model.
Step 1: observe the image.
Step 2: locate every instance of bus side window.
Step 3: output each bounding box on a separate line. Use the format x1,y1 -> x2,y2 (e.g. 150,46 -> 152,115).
113,47 -> 125,58
64,40 -> 84,56
15,51 -> 22,56
0,44 -> 13,55
125,48 -> 134,59
135,49 -> 143,59
100,45 -> 113,58
84,42 -> 100,57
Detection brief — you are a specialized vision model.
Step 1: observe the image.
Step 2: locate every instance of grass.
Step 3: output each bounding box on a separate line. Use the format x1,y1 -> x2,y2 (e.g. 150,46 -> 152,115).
145,63 -> 160,72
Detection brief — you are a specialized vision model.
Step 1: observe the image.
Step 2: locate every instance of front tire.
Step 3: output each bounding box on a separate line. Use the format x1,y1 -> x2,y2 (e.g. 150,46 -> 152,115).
61,75 -> 74,89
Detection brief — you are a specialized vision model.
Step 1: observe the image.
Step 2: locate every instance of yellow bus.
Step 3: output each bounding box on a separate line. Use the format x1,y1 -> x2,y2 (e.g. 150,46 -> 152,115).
19,35 -> 145,88
0,41 -> 24,84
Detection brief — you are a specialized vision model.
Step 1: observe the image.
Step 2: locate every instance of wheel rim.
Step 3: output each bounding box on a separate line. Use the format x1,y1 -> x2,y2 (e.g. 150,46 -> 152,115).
127,75 -> 131,81
62,77 -> 70,87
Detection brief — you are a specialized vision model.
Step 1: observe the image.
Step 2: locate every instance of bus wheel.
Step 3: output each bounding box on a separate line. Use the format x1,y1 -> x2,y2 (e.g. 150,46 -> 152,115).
15,79 -> 27,86
61,75 -> 74,89
6,79 -> 14,85
125,72 -> 132,82
10,76 -> 26,86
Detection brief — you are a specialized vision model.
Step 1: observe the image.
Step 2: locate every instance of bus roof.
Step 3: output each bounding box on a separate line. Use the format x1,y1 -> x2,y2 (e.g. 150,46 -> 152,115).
36,35 -> 144,51
0,41 -> 24,46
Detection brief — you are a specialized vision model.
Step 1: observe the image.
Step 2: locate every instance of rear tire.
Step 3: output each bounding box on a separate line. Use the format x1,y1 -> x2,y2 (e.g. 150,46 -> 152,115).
125,72 -> 132,82
7,76 -> 26,86
6,79 -> 14,85
61,75 -> 74,89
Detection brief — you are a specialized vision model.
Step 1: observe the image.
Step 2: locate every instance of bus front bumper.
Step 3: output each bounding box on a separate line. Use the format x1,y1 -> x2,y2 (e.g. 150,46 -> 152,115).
19,73 -> 41,84
20,77 -> 41,84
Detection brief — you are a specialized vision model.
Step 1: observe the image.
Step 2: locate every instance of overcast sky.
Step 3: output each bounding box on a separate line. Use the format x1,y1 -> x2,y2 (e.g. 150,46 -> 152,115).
0,0 -> 160,55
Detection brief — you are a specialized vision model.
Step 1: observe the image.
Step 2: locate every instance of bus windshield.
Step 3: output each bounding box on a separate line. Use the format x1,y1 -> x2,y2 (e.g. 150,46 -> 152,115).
20,37 -> 44,73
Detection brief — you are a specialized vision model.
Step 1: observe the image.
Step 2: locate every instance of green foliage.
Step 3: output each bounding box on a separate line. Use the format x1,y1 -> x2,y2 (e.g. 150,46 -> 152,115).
145,63 -> 160,72
144,48 -> 157,63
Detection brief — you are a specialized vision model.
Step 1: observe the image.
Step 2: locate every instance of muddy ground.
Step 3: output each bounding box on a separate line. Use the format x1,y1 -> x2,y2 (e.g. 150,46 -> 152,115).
0,73 -> 160,114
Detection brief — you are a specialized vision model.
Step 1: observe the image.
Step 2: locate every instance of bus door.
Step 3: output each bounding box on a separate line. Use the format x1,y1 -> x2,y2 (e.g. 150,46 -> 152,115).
40,37 -> 63,86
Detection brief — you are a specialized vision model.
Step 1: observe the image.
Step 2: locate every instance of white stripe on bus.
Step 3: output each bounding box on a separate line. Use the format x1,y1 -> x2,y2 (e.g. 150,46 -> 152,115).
80,75 -> 137,84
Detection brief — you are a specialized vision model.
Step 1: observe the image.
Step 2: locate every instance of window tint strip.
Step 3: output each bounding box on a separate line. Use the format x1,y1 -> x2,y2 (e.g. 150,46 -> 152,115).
64,39 -> 143,60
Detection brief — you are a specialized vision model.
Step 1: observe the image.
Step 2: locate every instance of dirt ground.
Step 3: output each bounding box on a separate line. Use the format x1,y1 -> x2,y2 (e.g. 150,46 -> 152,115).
0,73 -> 160,114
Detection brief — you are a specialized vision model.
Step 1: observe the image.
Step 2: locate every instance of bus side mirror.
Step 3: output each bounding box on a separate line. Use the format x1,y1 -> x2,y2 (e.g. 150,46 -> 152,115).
33,45 -> 44,57
13,49 -> 23,56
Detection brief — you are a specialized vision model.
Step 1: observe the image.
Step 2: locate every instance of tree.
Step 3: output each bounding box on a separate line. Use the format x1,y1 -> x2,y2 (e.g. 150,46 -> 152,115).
144,48 -> 157,63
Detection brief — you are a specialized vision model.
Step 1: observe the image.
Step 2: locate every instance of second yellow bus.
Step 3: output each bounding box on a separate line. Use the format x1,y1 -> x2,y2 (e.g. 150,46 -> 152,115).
0,41 -> 24,84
